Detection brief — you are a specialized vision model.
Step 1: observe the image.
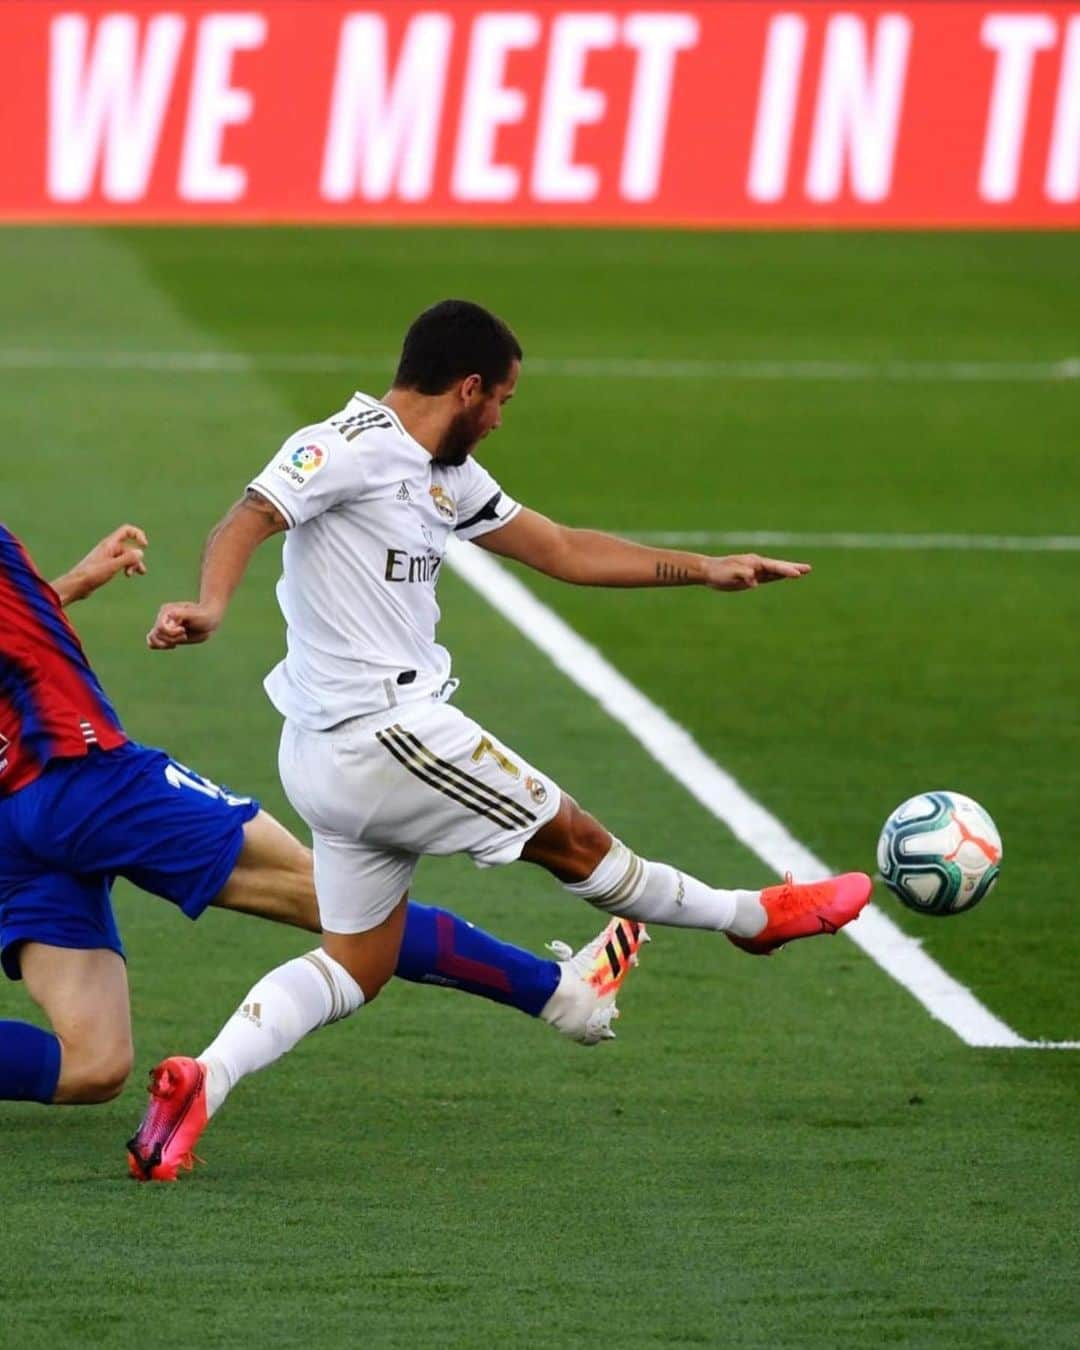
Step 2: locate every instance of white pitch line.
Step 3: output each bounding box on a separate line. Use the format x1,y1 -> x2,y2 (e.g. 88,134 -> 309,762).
1,348 -> 1079,383
635,530 -> 1080,553
447,540 -> 1076,1050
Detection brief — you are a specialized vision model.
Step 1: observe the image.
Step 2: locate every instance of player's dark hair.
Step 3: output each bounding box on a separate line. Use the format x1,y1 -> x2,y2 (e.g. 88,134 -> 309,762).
393,299 -> 523,394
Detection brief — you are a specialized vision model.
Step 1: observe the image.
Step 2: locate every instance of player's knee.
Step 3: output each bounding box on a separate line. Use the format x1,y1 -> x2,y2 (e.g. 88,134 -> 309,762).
84,1040 -> 134,1101
359,970 -> 391,1004
525,798 -> 613,882
83,1066 -> 129,1103
321,916 -> 404,1006
59,1039 -> 134,1103
558,802 -> 612,880
336,952 -> 395,1004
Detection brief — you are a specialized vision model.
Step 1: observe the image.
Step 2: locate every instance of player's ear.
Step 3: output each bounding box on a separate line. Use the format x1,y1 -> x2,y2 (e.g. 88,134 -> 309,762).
460,373 -> 485,403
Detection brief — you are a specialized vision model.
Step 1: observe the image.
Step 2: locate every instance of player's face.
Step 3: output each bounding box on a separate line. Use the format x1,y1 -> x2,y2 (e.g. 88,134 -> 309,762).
435,362 -> 520,466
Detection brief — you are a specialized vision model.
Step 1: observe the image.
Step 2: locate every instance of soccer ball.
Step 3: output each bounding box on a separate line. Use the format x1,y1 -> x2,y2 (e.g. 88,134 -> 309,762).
877,790 -> 1002,916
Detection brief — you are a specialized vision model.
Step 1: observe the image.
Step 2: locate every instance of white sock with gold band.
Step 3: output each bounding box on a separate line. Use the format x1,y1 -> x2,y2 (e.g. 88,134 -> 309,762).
199,949 -> 364,1117
564,839 -> 766,937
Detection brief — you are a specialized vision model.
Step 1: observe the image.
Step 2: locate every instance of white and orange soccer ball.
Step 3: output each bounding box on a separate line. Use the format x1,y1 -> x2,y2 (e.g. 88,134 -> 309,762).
877,790 -> 1002,916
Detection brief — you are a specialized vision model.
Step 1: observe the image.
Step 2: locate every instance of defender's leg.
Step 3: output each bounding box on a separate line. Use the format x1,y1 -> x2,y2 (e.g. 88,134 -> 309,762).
19,945 -> 133,1104
212,810 -> 635,1028
211,809 -> 319,932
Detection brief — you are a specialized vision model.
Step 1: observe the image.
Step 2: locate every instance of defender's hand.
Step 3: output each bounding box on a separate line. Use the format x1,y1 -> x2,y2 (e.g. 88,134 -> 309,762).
704,553 -> 811,592
147,600 -> 223,650
54,524 -> 148,605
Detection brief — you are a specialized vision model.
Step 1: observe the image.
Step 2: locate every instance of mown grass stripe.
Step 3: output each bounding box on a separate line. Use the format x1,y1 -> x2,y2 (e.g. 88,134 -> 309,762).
2,348 -> 1079,382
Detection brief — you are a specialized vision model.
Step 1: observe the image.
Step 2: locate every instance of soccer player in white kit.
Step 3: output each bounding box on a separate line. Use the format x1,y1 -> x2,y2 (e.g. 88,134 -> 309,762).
132,301 -> 871,1176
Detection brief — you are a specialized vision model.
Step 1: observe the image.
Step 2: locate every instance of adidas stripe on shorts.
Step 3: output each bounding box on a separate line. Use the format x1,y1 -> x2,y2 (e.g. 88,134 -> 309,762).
278,699 -> 561,933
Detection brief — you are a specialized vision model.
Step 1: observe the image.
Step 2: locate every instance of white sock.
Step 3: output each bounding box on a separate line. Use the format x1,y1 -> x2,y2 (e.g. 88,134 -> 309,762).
199,949 -> 364,1117
565,840 -> 766,937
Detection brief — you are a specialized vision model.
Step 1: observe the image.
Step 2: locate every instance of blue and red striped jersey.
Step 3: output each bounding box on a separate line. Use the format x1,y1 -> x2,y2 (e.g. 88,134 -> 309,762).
0,524 -> 126,795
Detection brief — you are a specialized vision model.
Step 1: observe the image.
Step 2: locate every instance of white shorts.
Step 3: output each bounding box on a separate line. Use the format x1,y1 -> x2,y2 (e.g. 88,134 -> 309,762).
278,699 -> 562,934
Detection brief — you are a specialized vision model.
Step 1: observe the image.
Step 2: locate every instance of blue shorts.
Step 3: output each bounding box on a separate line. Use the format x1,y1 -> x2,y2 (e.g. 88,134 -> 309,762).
0,741 -> 259,980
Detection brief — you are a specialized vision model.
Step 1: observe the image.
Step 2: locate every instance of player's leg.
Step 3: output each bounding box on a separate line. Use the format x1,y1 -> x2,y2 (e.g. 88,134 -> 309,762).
193,890 -> 407,1112
209,808 -> 320,931
128,872 -> 407,1180
123,734 -> 636,1023
520,795 -> 766,932
185,820 -> 422,1142
0,778 -> 135,1104
0,1005 -> 63,1103
189,708 -> 636,1124
127,725 -> 413,1180
521,795 -> 870,953
332,701 -> 650,1030
367,702 -> 868,955
104,752 -> 401,1071
149,810 -> 640,1121
212,809 -> 579,1024
126,715 -> 648,1180
18,944 -> 133,1103
360,703 -> 771,937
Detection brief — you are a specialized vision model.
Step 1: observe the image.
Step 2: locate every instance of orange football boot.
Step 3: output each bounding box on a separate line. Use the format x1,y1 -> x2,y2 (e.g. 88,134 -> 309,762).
727,872 -> 872,955
126,1055 -> 209,1182
544,917 -> 650,1043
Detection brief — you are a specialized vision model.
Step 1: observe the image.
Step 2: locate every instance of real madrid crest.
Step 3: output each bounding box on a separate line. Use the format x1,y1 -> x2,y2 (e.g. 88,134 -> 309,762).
429,485 -> 455,521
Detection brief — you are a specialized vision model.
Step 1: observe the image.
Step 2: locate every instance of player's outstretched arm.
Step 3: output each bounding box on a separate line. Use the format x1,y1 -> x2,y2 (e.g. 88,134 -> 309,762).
475,508 -> 810,591
147,490 -> 286,649
51,524 -> 147,607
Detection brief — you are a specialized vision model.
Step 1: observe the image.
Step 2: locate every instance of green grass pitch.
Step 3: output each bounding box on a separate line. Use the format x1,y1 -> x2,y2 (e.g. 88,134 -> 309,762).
1,227 -> 1078,1348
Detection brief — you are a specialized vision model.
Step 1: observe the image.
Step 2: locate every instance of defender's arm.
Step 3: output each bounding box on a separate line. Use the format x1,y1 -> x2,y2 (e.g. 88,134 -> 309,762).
146,490 -> 286,649
52,524 -> 148,607
474,507 -> 810,592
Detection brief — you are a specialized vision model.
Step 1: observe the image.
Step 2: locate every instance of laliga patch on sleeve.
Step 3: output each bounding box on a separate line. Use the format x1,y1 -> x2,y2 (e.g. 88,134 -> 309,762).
274,443 -> 328,491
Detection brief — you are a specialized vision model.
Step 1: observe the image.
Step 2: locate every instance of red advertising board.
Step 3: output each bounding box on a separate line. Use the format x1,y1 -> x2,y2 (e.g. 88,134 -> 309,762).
2,1 -> 1078,225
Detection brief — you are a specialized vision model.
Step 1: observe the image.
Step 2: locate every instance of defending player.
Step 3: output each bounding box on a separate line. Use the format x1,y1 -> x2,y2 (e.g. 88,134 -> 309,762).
0,521 -> 647,1124
133,300 -> 871,1179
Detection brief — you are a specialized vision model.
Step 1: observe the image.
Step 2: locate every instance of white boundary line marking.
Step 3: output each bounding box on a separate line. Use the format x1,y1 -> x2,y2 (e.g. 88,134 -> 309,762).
635,530 -> 1080,554
2,348 -> 1080,383
447,541 -> 1077,1050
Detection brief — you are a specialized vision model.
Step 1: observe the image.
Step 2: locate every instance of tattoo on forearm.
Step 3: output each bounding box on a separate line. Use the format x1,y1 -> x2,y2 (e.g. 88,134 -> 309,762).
656,561 -> 690,584
200,490 -> 286,569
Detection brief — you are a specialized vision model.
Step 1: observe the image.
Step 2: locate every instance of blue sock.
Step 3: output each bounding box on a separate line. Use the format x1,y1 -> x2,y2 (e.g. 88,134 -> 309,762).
395,903 -> 560,1017
0,1021 -> 62,1102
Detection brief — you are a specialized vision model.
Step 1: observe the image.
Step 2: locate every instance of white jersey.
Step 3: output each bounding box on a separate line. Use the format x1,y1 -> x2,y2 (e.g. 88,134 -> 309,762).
248,392 -> 521,729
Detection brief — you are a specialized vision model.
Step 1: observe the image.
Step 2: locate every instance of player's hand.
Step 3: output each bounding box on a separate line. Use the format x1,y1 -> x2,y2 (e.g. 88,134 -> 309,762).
147,601 -> 223,650
704,553 -> 811,591
54,524 -> 148,605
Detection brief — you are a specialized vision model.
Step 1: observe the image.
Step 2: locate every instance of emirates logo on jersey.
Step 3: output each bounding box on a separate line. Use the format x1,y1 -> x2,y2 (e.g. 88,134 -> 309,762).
385,549 -> 442,584
0,731 -> 9,776
429,485 -> 455,521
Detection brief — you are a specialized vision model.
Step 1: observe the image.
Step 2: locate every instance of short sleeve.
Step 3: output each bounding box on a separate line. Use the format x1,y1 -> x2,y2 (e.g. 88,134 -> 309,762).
451,459 -> 521,541
247,427 -> 360,528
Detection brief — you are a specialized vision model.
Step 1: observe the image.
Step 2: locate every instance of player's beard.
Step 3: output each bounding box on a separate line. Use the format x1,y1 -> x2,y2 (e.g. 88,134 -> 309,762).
434,407 -> 485,467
